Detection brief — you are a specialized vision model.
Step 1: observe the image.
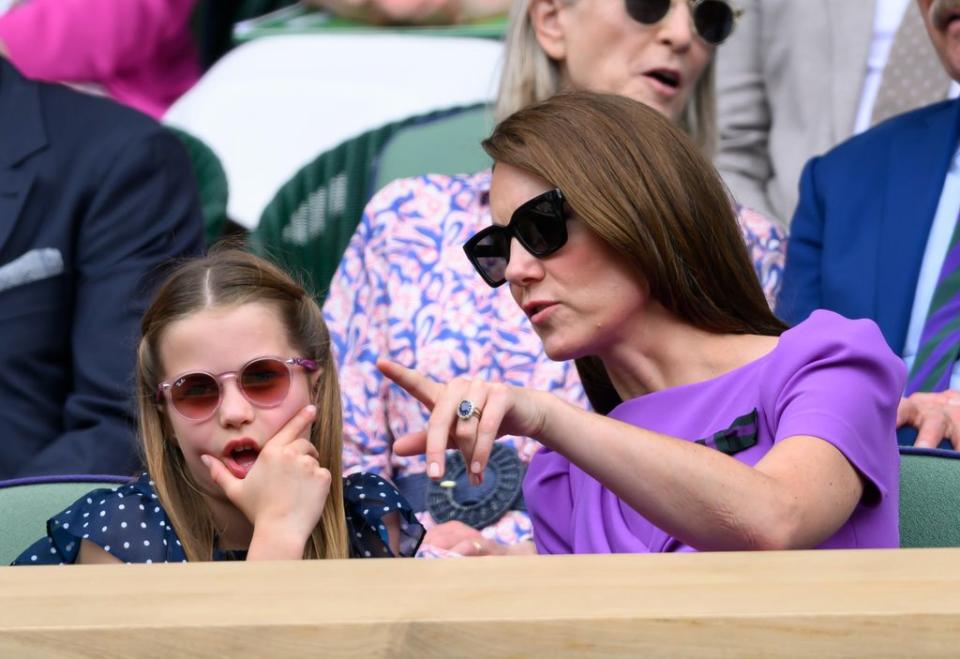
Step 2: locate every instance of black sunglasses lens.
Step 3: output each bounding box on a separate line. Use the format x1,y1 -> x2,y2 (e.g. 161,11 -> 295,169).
693,0 -> 734,44
514,201 -> 567,257
624,0 -> 670,24
469,229 -> 510,285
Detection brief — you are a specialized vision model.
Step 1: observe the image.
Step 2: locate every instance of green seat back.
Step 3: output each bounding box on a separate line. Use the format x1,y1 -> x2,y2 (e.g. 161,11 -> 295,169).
373,104 -> 492,192
899,447 -> 960,547
167,126 -> 230,245
250,103 -> 487,301
0,478 -> 129,565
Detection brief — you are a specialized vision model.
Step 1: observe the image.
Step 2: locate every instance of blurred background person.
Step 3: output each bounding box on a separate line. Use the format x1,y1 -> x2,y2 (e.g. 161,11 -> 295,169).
0,0 -> 200,119
715,0 -> 954,226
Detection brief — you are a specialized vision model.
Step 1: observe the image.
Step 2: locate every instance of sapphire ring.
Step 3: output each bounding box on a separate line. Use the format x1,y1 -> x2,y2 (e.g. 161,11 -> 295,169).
456,399 -> 482,422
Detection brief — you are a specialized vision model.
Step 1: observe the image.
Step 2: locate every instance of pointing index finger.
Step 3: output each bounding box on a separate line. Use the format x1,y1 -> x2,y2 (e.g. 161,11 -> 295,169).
377,359 -> 443,411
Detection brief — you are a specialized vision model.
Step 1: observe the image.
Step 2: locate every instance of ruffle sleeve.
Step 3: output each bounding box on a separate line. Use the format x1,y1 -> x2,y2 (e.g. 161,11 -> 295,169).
343,472 -> 424,557
12,473 -> 186,565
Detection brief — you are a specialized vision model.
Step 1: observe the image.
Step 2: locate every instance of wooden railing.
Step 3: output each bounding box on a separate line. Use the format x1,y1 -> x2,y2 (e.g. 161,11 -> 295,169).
2,549 -> 960,657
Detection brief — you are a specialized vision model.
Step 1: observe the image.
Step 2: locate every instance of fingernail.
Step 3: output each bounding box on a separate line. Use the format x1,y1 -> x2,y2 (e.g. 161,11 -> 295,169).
200,455 -> 211,467
428,462 -> 441,479
471,461 -> 482,475
306,404 -> 317,415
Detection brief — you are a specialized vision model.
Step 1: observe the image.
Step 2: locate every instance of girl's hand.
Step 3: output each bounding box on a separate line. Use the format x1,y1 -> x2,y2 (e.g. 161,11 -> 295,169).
201,405 -> 331,550
377,358 -> 548,484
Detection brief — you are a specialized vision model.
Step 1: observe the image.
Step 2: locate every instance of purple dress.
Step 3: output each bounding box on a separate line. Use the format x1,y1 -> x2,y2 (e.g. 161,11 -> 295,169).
524,311 -> 906,553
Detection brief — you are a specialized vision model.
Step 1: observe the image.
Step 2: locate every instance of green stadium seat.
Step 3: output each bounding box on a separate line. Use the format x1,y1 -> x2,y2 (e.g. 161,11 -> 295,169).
0,475 -> 130,565
249,103 -> 489,301
899,446 -> 960,547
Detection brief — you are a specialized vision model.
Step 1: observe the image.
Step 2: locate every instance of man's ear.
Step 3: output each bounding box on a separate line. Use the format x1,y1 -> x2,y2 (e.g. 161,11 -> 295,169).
529,0 -> 568,61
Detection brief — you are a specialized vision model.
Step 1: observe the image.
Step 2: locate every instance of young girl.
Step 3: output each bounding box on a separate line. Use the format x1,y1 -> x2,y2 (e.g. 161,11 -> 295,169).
13,250 -> 424,564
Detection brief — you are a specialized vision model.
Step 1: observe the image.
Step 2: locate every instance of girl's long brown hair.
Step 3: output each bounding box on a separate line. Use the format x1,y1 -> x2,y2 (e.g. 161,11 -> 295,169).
137,249 -> 348,561
482,92 -> 787,413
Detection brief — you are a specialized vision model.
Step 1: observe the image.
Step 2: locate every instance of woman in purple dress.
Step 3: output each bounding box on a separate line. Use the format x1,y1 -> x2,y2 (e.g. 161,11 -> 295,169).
378,91 -> 906,554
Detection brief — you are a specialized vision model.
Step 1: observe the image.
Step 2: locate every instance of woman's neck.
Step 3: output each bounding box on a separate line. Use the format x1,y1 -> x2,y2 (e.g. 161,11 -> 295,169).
598,303 -> 780,400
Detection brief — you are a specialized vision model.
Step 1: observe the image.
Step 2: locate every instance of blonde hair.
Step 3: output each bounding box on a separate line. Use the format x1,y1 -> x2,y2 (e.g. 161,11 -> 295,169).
137,249 -> 349,561
494,0 -> 717,156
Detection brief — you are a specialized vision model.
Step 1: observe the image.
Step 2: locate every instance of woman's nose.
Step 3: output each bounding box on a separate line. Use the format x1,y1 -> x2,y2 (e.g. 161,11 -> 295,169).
656,1 -> 694,51
503,237 -> 546,286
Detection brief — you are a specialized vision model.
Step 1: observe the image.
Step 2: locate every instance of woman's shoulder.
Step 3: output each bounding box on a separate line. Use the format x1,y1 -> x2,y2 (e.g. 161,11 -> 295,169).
12,473 -> 185,565
761,310 -> 907,410
776,310 -> 898,364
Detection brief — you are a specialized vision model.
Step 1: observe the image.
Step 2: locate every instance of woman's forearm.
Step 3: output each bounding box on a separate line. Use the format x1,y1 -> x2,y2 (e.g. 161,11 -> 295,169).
535,394 -> 861,551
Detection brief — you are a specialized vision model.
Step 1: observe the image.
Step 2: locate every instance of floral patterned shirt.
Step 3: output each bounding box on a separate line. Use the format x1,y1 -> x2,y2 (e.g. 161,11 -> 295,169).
324,170 -> 786,553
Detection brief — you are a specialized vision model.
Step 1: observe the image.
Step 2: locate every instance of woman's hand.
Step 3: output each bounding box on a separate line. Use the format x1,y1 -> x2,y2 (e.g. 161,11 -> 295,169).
201,405 -> 331,558
377,358 -> 549,484
424,521 -> 535,556
897,391 -> 960,449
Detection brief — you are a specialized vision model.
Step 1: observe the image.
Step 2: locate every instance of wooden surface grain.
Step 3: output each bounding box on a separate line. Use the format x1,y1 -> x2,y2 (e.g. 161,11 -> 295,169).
2,548 -> 959,657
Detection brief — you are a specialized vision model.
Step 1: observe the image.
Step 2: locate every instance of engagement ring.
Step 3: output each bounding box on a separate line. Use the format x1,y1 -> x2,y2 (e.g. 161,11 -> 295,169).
457,399 -> 482,421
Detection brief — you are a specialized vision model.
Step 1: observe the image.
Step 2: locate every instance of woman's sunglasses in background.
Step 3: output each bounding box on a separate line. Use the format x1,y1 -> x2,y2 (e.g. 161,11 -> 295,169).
625,0 -> 742,45
463,188 -> 569,288
157,356 -> 318,421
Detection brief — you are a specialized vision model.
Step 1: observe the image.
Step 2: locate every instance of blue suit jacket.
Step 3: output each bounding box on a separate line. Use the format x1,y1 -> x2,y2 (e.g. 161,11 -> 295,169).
778,98 -> 960,358
0,60 -> 204,479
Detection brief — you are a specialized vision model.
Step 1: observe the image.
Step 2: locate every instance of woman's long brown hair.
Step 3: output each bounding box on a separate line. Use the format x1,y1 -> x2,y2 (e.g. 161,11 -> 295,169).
137,249 -> 348,560
482,91 -> 787,413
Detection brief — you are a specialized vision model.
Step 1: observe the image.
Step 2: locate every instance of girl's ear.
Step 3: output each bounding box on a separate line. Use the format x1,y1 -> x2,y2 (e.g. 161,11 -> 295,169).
529,0 -> 568,62
310,368 -> 323,399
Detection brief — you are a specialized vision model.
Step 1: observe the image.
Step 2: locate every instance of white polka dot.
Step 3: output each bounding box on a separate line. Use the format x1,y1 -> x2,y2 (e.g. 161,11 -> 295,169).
364,550 -> 371,557
99,499 -> 105,505
121,522 -> 127,528
163,539 -> 167,546
118,504 -> 125,510
383,506 -> 390,512
65,510 -> 71,515
49,547 -> 56,554
86,498 -> 92,504
359,493 -> 365,499
140,522 -> 147,529
62,523 -> 69,529
139,504 -> 145,511
117,493 -> 124,498
83,522 -> 89,529
104,545 -> 110,552
158,520 -> 164,526
83,512 -> 89,518
356,533 -> 362,538
102,526 -> 108,532
379,492 -> 386,497
144,540 -> 150,546
176,540 -> 181,546
146,559 -> 153,564
82,534 -> 89,539
65,543 -> 74,551
30,555 -> 36,561
154,507 -> 160,513
99,511 -> 106,517
123,542 -> 130,549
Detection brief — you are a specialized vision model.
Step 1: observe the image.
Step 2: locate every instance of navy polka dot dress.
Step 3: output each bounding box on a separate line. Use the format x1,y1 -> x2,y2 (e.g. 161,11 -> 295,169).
12,472 -> 424,564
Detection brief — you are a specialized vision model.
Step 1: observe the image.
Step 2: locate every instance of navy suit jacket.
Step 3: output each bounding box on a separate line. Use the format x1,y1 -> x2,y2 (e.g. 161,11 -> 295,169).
778,98 -> 960,358
0,60 -> 204,479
